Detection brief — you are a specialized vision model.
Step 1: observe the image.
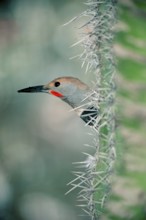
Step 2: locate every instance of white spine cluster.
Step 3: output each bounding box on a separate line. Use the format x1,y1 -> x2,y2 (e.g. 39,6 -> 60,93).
67,1 -> 117,219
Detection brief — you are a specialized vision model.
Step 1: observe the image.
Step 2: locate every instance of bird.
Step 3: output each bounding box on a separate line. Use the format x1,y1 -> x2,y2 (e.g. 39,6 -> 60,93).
18,76 -> 98,126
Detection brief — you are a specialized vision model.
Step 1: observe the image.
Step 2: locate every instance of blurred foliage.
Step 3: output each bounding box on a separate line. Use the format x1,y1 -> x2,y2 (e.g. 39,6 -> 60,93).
0,0 -> 146,220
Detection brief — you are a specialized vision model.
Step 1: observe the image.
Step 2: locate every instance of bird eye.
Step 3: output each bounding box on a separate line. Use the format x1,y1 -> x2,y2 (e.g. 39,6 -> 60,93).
54,81 -> 60,87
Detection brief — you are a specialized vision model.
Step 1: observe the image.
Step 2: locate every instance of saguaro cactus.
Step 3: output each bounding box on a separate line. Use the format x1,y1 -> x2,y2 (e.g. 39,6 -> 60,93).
67,1 -> 117,219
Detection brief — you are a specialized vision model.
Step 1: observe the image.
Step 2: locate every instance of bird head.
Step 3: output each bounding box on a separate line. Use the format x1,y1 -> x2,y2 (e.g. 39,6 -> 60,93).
18,76 -> 90,108
18,76 -> 98,125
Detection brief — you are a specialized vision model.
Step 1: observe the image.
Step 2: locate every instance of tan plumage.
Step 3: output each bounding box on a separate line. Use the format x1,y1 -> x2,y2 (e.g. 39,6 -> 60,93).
45,76 -> 89,91
18,76 -> 98,125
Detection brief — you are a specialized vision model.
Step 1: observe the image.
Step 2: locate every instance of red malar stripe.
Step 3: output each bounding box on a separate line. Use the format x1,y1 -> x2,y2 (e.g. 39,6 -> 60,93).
50,90 -> 63,97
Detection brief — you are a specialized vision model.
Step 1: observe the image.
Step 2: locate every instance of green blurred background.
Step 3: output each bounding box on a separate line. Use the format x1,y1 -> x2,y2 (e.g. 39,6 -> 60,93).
0,0 -> 146,219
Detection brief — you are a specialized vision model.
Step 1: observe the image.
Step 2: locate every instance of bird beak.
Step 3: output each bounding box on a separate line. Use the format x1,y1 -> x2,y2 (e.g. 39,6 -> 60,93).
18,85 -> 48,93
18,84 -> 64,98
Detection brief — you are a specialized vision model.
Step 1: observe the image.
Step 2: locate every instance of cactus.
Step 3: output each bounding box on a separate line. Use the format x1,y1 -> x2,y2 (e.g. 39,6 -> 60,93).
66,1 -> 117,219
